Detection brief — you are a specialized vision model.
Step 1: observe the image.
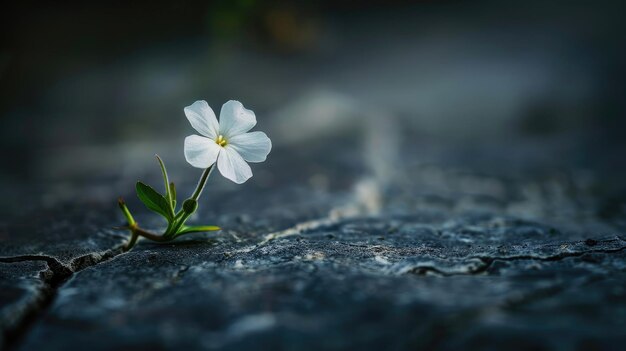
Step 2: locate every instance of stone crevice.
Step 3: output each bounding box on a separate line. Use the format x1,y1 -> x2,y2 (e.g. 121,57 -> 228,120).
231,178 -> 384,255
403,238 -> 626,277
474,239 -> 626,266
0,245 -> 126,350
0,256 -> 72,280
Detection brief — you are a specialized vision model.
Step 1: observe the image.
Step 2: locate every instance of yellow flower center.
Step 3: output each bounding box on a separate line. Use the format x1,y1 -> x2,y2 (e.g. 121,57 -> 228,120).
216,134 -> 227,147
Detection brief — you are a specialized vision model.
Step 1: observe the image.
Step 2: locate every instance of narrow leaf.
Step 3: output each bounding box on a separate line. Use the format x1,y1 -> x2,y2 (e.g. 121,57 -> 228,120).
176,225 -> 221,235
155,155 -> 175,217
136,181 -> 171,220
169,182 -> 177,210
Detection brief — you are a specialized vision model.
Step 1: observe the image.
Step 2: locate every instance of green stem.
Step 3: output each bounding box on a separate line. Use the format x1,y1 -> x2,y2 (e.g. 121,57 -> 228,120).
118,197 -> 171,251
171,211 -> 193,235
165,220 -> 174,236
118,197 -> 136,227
125,231 -> 139,251
170,166 -> 214,234
172,165 -> 212,221
191,165 -> 214,201
132,227 -> 171,242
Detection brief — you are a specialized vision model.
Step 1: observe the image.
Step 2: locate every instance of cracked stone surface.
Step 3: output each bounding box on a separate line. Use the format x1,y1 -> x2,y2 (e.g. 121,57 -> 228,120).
3,1 -> 626,348
0,261 -> 47,346
2,123 -> 626,350
13,218 -> 626,350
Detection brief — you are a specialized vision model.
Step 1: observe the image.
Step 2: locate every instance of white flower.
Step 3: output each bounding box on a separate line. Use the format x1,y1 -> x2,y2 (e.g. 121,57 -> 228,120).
184,100 -> 272,184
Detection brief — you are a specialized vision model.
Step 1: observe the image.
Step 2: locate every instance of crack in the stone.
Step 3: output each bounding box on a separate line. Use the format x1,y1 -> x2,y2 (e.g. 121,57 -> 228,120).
405,239 -> 626,277
231,178 -> 383,255
0,255 -> 72,279
0,245 -> 125,350
250,118 -> 390,249
474,240 -> 626,268
406,265 -> 483,276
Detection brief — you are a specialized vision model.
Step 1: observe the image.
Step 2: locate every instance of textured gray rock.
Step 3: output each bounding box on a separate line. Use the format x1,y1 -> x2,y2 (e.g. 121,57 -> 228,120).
0,203 -> 128,347
0,261 -> 47,347
15,215 -> 626,350
0,204 -> 126,262
0,138 -> 368,349
2,127 -> 625,350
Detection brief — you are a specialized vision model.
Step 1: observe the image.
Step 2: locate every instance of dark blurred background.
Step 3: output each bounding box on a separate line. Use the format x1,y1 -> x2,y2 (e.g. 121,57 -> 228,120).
1,0 -> 625,213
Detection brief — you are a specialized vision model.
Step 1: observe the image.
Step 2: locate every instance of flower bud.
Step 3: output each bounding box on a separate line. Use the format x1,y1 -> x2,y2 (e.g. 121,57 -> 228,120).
183,199 -> 198,214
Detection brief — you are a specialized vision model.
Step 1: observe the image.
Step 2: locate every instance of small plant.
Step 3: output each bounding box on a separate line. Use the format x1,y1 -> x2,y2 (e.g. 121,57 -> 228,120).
118,100 -> 272,251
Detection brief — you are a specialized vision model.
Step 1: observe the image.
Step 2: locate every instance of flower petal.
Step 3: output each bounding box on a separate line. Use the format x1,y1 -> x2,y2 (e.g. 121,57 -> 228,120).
228,131 -> 272,163
184,100 -> 219,139
217,146 -> 252,184
184,135 -> 221,168
219,100 -> 256,138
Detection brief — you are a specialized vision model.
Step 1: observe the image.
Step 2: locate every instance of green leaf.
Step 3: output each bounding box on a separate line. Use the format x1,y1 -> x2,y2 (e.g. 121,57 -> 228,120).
169,182 -> 177,210
136,181 -> 172,220
155,155 -> 175,217
176,225 -> 221,236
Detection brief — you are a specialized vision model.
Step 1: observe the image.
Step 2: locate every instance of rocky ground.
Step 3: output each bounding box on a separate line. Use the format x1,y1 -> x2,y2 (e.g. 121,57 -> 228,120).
1,117 -> 625,350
